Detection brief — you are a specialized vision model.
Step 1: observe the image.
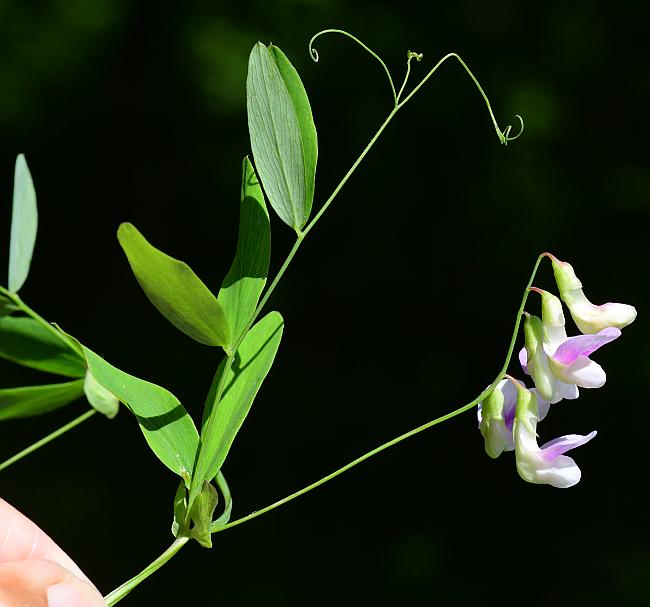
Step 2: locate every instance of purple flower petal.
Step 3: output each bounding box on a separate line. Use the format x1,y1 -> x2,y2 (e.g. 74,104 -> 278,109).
501,379 -> 519,431
551,328 -> 621,366
540,431 -> 597,461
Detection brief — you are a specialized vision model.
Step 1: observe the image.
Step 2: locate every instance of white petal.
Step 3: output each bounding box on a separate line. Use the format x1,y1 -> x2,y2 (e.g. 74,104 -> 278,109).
553,380 -> 579,402
514,415 -> 591,488
534,455 -> 582,488
560,356 -> 606,388
565,288 -> 637,334
544,325 -> 568,353
518,346 -> 529,375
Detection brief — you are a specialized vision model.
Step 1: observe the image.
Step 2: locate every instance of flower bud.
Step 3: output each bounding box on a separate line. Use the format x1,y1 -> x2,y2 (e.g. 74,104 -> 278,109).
478,379 -> 516,458
551,255 -> 637,334
523,313 -> 555,402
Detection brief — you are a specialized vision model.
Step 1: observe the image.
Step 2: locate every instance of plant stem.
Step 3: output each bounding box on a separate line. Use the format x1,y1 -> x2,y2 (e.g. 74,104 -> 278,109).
105,184 -> 541,607
103,536 -> 189,606
0,409 -> 96,472
215,396 -> 485,533
109,43 -> 531,602
0,286 -> 79,352
396,52 -> 521,144
189,106 -> 401,510
214,253 -> 544,533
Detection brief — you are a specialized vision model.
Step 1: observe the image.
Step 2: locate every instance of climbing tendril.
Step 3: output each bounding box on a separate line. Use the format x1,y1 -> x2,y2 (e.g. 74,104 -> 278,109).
308,31 -> 524,146
308,28 -> 398,104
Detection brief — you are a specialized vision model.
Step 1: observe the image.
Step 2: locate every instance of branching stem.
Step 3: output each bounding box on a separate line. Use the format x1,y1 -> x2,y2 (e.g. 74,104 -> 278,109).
104,30 -> 529,604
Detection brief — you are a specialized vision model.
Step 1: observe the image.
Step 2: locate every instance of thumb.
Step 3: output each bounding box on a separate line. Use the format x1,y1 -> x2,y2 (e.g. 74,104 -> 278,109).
48,574 -> 106,607
0,559 -> 105,606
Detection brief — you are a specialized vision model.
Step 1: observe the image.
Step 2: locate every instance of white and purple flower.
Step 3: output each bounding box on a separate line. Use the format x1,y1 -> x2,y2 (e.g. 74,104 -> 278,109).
478,378 -> 549,459
550,254 -> 637,335
512,379 -> 596,489
520,289 -> 620,402
477,254 -> 634,488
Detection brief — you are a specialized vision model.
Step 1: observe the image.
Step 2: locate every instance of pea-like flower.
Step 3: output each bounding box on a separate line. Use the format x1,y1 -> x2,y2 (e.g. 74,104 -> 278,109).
478,378 -> 549,459
520,289 -> 619,402
550,254 -> 637,334
512,380 -> 596,488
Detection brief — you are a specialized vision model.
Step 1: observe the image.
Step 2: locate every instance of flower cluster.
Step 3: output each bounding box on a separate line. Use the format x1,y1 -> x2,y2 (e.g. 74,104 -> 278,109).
478,254 -> 636,488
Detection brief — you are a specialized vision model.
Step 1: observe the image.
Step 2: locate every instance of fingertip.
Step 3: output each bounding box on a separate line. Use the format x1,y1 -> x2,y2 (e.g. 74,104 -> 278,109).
47,576 -> 106,607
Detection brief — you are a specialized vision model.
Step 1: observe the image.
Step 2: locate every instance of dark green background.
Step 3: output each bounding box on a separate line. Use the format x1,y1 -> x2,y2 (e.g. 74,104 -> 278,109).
1,1 -> 647,605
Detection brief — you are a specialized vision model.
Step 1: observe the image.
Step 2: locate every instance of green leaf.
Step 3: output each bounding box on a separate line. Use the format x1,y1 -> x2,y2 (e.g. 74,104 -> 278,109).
117,223 -> 231,347
189,480 -> 218,548
80,344 -> 199,481
8,154 -> 38,293
83,369 -> 120,419
268,45 -> 318,221
247,42 -> 317,231
190,311 -> 283,504
217,157 -> 271,338
0,316 -> 87,378
0,379 -> 85,421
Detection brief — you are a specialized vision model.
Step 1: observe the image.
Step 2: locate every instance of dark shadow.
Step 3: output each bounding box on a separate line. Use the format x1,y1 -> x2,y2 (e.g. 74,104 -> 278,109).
219,187 -> 271,288
132,403 -> 191,431
198,320 -> 283,435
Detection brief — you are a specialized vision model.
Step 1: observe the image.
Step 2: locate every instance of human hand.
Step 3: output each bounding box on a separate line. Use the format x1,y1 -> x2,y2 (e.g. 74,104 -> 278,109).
0,498 -> 105,606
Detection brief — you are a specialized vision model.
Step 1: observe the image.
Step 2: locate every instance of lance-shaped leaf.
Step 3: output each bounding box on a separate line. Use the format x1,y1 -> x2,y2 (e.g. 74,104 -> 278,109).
8,154 -> 38,293
268,45 -> 318,220
217,157 -> 271,338
247,42 -> 318,231
189,311 -> 283,506
81,345 -> 199,481
0,316 -> 87,378
0,379 -> 85,421
118,223 -> 231,347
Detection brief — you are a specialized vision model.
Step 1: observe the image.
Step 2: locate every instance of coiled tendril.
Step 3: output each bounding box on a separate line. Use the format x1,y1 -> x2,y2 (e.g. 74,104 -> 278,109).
309,29 -> 398,104
307,29 -> 524,146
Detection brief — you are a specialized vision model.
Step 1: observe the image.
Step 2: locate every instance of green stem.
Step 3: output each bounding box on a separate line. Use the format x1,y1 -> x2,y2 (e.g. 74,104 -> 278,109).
104,252 -> 543,602
123,38 -> 531,602
214,253 -> 544,533
0,286 -> 79,352
189,108 -> 402,511
103,536 -> 189,606
396,52 -> 422,104
191,45 -> 526,522
302,108 -> 398,239
396,53 -> 523,144
0,409 -> 96,472
215,397 -> 484,533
